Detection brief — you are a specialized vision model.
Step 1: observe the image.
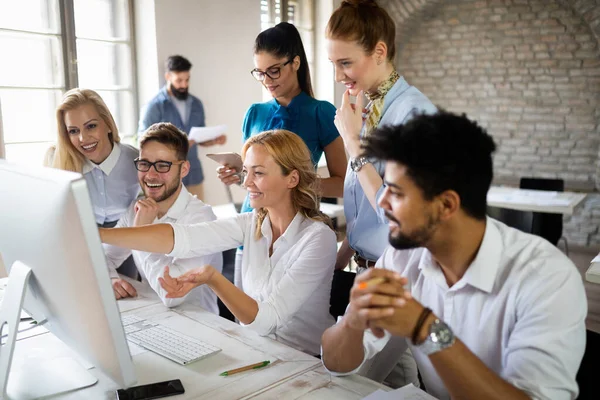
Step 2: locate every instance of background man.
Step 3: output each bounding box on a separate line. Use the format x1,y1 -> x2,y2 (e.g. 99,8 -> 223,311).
139,55 -> 226,200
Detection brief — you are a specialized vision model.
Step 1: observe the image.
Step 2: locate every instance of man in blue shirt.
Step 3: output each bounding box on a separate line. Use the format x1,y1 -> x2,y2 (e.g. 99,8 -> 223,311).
139,55 -> 225,200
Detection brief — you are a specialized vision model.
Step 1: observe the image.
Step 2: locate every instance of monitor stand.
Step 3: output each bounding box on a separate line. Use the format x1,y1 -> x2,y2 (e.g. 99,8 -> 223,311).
0,261 -> 98,399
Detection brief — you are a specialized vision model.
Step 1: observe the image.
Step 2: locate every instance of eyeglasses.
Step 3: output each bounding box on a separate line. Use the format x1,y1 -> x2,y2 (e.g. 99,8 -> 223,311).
250,58 -> 294,81
134,158 -> 184,173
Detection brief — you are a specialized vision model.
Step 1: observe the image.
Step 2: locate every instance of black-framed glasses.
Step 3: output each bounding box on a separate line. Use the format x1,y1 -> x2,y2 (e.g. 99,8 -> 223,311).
134,158 -> 184,173
250,58 -> 294,81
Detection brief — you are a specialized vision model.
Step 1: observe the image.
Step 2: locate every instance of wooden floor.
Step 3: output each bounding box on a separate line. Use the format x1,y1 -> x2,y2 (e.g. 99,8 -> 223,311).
567,245 -> 600,333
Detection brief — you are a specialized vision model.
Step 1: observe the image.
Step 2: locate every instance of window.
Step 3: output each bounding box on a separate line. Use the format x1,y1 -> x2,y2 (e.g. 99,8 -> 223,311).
0,0 -> 137,165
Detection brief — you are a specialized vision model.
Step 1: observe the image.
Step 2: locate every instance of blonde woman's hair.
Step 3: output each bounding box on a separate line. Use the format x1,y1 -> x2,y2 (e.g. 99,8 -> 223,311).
51,88 -> 120,172
241,129 -> 333,240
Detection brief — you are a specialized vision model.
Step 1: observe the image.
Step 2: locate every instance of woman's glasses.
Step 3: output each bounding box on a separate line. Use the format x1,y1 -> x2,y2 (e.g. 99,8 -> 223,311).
250,58 -> 294,81
134,158 -> 184,173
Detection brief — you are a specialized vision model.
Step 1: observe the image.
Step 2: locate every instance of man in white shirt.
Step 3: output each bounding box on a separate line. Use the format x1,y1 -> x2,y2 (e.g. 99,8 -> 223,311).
103,122 -> 222,314
321,111 -> 587,399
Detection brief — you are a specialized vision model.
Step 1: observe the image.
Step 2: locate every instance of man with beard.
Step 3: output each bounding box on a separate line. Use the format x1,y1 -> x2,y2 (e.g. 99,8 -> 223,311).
103,122 -> 222,314
139,55 -> 226,200
321,111 -> 587,400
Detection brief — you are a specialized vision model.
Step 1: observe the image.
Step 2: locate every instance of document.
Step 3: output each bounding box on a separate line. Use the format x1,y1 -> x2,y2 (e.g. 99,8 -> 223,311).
362,384 -> 438,400
189,125 -> 227,143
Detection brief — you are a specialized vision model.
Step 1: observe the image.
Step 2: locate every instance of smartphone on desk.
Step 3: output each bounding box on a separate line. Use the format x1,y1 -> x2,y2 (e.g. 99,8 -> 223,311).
116,379 -> 184,400
206,152 -> 243,171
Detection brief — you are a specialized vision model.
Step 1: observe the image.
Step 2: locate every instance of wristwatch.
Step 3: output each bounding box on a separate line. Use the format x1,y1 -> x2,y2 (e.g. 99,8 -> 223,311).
350,156 -> 370,172
414,318 -> 455,356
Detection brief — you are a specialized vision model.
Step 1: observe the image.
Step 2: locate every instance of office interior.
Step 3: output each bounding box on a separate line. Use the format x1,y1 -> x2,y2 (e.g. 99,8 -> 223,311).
0,0 -> 599,398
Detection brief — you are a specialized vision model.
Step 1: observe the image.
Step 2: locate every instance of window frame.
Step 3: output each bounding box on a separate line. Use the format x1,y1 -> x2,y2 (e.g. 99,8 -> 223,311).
0,0 -> 139,160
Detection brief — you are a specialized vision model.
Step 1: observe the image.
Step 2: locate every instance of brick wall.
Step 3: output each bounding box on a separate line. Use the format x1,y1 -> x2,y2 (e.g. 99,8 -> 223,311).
386,0 -> 600,245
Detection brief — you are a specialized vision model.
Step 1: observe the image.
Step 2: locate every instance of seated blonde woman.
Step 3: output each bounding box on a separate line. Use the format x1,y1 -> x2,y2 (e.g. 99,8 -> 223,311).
100,129 -> 337,355
48,88 -> 139,228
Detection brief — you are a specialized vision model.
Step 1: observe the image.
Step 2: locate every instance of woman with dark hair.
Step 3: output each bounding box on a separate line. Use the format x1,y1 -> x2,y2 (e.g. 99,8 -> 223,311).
218,22 -> 346,201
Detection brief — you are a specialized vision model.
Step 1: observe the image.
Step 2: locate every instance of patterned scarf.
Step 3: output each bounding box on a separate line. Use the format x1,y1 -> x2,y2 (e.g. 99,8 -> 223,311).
364,70 -> 400,137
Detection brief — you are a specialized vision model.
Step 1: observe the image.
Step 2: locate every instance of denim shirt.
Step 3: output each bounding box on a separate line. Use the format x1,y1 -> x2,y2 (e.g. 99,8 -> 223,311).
138,86 -> 206,185
344,77 -> 437,261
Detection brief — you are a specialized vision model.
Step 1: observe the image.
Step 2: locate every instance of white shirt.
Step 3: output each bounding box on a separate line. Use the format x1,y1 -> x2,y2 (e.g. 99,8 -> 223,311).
103,186 -> 222,314
169,211 -> 337,355
83,143 -> 140,224
327,218 -> 587,400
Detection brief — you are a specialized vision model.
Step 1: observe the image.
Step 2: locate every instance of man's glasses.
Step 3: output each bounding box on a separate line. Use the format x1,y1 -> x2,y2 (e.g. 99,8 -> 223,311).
134,158 -> 184,173
250,58 -> 294,81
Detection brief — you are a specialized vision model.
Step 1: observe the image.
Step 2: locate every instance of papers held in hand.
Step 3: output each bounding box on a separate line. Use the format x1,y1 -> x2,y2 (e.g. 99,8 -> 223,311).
189,124 -> 227,144
207,152 -> 243,171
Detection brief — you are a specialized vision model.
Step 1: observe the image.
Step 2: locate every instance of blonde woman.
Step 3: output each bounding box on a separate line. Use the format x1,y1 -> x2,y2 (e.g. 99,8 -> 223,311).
100,129 -> 337,356
50,88 -> 139,227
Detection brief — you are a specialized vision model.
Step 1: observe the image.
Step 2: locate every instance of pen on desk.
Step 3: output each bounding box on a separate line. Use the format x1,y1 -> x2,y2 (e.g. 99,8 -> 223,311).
219,360 -> 270,376
358,277 -> 387,290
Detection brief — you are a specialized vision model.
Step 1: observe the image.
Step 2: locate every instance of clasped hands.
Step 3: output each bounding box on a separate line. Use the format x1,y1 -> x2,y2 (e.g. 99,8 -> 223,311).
159,265 -> 217,298
343,268 -> 425,339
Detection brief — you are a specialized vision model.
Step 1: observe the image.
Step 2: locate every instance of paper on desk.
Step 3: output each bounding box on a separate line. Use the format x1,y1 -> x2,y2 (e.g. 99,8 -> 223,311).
591,254 -> 600,263
189,125 -> 227,143
362,384 -> 437,400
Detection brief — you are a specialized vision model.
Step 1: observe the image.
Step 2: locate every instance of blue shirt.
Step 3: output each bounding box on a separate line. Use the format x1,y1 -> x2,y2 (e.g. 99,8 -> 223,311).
83,143 -> 140,224
345,77 -> 437,261
138,86 -> 206,185
240,91 -> 340,213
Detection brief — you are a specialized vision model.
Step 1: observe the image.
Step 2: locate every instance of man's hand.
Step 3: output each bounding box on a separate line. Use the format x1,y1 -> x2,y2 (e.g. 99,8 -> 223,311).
159,265 -> 216,298
217,165 -> 242,186
199,134 -> 227,147
111,278 -> 137,299
133,198 -> 159,226
342,268 -> 407,338
368,296 -> 427,339
334,90 -> 365,158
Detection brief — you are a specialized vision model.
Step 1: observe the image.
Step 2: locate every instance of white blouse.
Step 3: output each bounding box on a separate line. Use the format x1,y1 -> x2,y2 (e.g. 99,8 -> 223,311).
168,211 -> 337,355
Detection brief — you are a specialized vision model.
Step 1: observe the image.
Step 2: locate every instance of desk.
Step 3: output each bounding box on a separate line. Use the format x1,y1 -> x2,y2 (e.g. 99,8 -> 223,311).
212,202 -> 345,220
487,186 -> 587,215
586,253 -> 600,284
11,278 -> 389,399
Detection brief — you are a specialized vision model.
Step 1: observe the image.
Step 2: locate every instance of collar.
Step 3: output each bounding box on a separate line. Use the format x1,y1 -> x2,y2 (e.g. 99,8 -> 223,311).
272,91 -> 310,110
419,217 -> 502,293
260,211 -> 304,244
365,70 -> 400,101
157,185 -> 195,222
82,142 -> 121,175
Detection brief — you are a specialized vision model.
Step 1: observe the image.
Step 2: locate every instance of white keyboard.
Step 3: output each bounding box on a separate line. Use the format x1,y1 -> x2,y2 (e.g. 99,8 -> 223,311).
121,315 -> 221,365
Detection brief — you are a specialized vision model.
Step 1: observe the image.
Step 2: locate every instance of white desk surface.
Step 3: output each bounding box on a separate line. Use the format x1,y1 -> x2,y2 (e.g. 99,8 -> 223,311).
487,186 -> 587,215
10,278 -> 389,399
212,202 -> 345,220
586,253 -> 600,284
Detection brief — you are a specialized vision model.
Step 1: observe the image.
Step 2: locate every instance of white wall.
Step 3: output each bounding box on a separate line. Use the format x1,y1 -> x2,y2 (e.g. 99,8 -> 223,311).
137,0 -> 262,206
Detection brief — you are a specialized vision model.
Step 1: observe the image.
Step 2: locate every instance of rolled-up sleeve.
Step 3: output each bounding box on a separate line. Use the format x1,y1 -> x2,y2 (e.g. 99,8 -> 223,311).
245,226 -> 336,336
322,322 -> 393,376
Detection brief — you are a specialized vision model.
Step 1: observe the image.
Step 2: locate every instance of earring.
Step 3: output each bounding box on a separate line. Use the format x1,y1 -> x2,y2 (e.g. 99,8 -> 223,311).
377,59 -> 382,65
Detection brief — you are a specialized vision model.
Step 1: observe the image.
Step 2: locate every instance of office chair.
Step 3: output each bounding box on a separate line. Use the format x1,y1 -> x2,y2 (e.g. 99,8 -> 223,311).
218,248 -> 236,322
487,206 -> 534,234
576,329 -> 600,400
329,269 -> 356,319
519,177 -> 566,253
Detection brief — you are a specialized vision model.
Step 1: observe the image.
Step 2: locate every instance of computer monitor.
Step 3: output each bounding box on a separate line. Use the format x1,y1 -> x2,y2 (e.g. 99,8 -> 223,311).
0,160 -> 136,398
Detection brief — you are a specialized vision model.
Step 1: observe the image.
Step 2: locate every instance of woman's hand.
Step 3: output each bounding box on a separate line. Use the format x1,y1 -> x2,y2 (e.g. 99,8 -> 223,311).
217,164 -> 242,186
159,265 -> 217,298
334,90 -> 365,158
